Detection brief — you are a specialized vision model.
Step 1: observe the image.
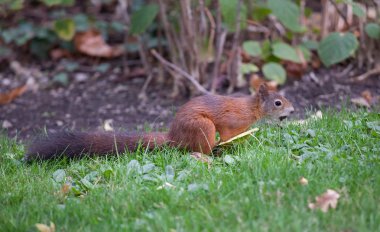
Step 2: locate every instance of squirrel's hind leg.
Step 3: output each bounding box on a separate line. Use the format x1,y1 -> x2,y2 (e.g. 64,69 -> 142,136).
168,117 -> 216,154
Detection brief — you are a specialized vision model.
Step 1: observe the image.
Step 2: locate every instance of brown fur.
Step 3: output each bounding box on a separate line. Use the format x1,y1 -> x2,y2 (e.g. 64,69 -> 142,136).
25,84 -> 294,160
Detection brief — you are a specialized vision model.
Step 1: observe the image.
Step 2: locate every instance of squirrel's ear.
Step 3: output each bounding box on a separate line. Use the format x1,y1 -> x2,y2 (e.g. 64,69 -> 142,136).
258,84 -> 269,101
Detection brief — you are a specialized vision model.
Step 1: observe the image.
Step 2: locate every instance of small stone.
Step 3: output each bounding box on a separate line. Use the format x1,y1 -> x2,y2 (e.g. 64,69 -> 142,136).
74,73 -> 89,82
56,120 -> 64,126
2,120 -> 12,129
2,78 -> 11,86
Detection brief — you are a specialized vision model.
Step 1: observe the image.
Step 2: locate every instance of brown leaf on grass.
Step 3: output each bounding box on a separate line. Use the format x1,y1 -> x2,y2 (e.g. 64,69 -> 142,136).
361,90 -> 373,104
190,152 -> 212,164
35,222 -> 55,232
60,183 -> 71,196
0,85 -> 27,105
351,97 -> 370,108
250,74 -> 278,92
308,189 -> 340,213
74,30 -> 124,58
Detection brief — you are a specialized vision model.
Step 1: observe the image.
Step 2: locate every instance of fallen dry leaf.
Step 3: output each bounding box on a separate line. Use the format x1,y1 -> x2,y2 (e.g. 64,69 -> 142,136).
35,222 -> 55,232
74,30 -> 124,58
218,128 -> 259,146
308,189 -> 340,213
361,90 -> 372,105
190,152 -> 212,164
60,183 -> 71,196
0,85 -> 28,105
351,97 -> 370,108
299,177 -> 308,186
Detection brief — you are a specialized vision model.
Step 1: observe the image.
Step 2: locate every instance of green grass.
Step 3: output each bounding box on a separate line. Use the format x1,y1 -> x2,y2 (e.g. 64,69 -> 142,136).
1,110 -> 379,232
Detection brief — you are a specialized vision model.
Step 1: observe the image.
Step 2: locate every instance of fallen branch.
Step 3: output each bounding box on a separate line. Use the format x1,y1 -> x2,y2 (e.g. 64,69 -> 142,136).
352,67 -> 380,82
151,49 -> 210,95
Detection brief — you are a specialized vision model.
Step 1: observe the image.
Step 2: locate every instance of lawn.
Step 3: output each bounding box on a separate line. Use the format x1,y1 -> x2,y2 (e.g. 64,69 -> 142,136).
0,110 -> 379,232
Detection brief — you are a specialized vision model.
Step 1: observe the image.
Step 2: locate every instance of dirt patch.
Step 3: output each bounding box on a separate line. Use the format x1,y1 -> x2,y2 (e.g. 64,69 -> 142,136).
1,61 -> 379,141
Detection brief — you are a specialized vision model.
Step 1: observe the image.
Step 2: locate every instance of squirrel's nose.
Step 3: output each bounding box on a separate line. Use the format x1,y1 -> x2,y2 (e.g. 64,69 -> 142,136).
289,106 -> 295,114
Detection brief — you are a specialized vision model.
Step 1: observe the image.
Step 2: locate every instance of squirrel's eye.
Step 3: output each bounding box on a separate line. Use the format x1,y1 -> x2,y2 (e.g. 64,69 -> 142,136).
274,100 -> 282,107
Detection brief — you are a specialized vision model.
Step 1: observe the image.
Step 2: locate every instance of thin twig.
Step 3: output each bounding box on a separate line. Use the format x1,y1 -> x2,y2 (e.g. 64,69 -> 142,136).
211,0 -> 225,93
352,67 -> 380,82
138,36 -> 153,101
328,0 -> 350,28
227,0 -> 242,94
157,0 -> 182,97
205,7 -> 215,58
151,49 -> 210,95
321,0 -> 329,38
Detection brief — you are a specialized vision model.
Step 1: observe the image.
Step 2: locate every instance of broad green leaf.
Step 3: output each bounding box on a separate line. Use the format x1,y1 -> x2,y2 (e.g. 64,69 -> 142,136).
267,0 -> 303,32
54,19 -> 75,41
261,40 -> 272,60
272,42 -> 301,63
10,0 -> 24,10
262,62 -> 286,85
252,6 -> 271,22
240,63 -> 259,74
243,41 -> 262,57
365,23 -> 380,39
130,4 -> 159,35
352,2 -> 365,18
302,40 -> 319,50
318,32 -> 358,67
220,0 -> 247,32
52,169 -> 66,182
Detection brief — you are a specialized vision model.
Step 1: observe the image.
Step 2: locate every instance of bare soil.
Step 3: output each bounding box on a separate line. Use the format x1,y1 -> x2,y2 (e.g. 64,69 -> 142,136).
1,60 -> 379,141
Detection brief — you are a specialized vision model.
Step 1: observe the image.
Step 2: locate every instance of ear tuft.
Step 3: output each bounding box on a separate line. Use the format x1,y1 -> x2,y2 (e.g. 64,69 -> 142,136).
258,84 -> 269,101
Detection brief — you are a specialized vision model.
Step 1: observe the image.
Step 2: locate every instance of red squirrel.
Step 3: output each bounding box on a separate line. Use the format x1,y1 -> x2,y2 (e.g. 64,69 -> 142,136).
25,84 -> 294,160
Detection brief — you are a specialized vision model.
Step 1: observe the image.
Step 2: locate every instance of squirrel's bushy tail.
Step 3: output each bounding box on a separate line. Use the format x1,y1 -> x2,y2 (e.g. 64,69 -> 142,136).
25,131 -> 168,160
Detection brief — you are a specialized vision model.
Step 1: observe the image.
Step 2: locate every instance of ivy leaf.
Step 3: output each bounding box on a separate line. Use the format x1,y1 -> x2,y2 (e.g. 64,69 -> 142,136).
365,23 -> 380,39
272,42 -> 302,63
54,19 -> 75,41
243,41 -> 262,57
267,0 -> 303,32
262,62 -> 286,85
318,32 -> 358,67
130,4 -> 159,35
